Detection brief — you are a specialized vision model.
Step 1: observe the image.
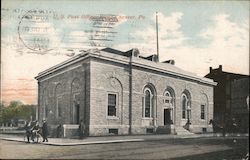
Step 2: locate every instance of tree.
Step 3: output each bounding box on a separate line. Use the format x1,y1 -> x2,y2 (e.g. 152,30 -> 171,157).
9,101 -> 23,108
1,101 -> 36,126
0,101 -> 5,124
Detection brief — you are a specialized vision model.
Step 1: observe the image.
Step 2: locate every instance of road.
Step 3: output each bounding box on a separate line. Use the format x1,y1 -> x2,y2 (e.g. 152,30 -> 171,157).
0,137 -> 248,159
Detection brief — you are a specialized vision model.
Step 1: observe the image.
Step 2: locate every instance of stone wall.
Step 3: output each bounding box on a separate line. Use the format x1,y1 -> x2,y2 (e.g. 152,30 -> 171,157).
37,52 -> 214,137
88,57 -> 214,136
131,66 -> 213,134
89,58 -> 130,136
38,59 -> 91,137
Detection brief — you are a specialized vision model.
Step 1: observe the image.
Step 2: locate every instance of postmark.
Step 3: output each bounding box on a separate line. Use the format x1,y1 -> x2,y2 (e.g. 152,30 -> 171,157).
13,8 -> 146,54
18,9 -> 60,53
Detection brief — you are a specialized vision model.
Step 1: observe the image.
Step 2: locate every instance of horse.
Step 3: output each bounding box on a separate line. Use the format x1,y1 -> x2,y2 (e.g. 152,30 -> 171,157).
209,119 -> 224,133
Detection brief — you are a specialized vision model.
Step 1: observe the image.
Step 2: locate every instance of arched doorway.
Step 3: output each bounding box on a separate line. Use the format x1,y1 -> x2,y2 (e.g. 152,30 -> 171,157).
163,87 -> 175,125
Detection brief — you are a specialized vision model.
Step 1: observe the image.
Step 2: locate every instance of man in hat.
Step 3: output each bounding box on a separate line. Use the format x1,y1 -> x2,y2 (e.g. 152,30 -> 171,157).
42,119 -> 49,142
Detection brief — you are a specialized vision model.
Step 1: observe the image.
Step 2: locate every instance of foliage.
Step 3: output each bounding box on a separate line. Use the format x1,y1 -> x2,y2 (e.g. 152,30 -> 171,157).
0,101 -> 36,125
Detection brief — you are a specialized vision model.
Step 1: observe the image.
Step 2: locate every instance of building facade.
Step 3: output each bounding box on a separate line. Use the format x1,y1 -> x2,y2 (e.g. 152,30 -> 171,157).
205,65 -> 249,133
231,77 -> 249,133
35,48 -> 216,137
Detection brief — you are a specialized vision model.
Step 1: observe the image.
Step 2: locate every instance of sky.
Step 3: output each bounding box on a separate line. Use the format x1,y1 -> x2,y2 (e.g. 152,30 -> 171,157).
1,0 -> 249,104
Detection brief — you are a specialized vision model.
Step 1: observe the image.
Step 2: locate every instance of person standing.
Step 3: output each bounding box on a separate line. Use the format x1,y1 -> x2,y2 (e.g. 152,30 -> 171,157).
56,124 -> 63,138
79,119 -> 85,139
24,120 -> 32,143
42,119 -> 49,142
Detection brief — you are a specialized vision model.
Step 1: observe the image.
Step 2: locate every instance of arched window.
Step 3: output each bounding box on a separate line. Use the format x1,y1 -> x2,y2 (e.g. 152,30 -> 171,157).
106,77 -> 123,119
182,94 -> 187,119
181,93 -> 191,119
144,88 -> 153,118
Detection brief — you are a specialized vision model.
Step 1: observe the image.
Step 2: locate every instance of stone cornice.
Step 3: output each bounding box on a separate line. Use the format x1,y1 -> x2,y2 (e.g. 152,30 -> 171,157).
35,49 -> 217,86
35,53 -> 89,80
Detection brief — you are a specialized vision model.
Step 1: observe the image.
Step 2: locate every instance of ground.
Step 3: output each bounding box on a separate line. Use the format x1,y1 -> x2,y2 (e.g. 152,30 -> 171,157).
0,137 -> 248,159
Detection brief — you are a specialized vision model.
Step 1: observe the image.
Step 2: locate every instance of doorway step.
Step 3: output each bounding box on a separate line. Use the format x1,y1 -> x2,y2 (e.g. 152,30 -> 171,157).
156,125 -> 174,134
175,126 -> 194,135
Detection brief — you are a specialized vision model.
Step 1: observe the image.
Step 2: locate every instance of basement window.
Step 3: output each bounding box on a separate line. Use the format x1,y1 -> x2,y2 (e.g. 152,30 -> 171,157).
202,128 -> 207,133
109,129 -> 118,135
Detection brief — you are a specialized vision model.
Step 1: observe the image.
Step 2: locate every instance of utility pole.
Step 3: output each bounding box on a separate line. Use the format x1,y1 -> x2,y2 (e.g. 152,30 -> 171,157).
156,12 -> 159,62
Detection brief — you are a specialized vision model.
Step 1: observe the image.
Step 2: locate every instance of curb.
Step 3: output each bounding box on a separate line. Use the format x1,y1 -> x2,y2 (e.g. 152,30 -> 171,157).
0,137 -> 145,146
42,139 -> 145,146
1,134 -> 248,146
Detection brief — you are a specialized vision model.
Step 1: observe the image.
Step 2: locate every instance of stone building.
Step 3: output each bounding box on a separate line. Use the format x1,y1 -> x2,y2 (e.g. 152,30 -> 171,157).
205,65 -> 249,133
35,48 -> 216,137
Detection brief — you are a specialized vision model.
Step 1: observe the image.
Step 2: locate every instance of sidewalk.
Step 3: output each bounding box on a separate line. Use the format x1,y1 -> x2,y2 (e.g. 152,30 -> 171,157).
0,133 -> 248,146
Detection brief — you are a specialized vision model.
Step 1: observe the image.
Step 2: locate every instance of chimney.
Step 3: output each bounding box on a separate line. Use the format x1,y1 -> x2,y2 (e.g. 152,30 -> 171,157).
219,65 -> 222,71
169,60 -> 175,65
162,59 -> 175,65
209,67 -> 212,72
132,48 -> 140,57
152,55 -> 158,62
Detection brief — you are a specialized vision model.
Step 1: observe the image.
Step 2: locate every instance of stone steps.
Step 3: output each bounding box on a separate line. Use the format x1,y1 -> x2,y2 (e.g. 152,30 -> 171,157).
175,126 -> 194,135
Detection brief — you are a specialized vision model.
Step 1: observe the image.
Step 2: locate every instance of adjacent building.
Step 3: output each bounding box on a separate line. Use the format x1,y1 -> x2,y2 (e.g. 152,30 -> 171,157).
35,48 -> 216,137
205,65 -> 249,133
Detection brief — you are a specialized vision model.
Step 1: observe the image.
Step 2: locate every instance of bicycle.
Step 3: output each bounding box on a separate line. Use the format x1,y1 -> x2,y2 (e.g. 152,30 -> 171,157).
32,129 -> 43,143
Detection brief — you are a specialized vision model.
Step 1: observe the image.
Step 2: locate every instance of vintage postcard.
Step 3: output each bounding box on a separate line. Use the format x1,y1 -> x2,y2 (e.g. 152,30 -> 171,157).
1,0 -> 249,159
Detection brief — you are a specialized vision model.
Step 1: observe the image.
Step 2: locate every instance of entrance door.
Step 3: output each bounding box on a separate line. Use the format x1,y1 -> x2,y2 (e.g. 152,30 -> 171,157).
73,104 -> 80,124
164,109 -> 171,125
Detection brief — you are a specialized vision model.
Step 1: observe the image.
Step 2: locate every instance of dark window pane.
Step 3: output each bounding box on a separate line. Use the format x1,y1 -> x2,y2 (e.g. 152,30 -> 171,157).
145,108 -> 150,117
108,94 -> 116,106
201,105 -> 205,119
182,96 -> 186,110
145,90 -> 151,117
182,110 -> 186,119
45,106 -> 48,118
108,105 -> 116,116
182,96 -> 186,118
57,98 -> 63,117
58,107 -> 62,117
108,94 -> 116,116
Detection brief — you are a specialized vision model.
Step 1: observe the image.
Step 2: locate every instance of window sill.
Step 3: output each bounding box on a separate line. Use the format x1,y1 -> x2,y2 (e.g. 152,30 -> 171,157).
142,117 -> 153,120
181,118 -> 192,121
107,116 -> 119,120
